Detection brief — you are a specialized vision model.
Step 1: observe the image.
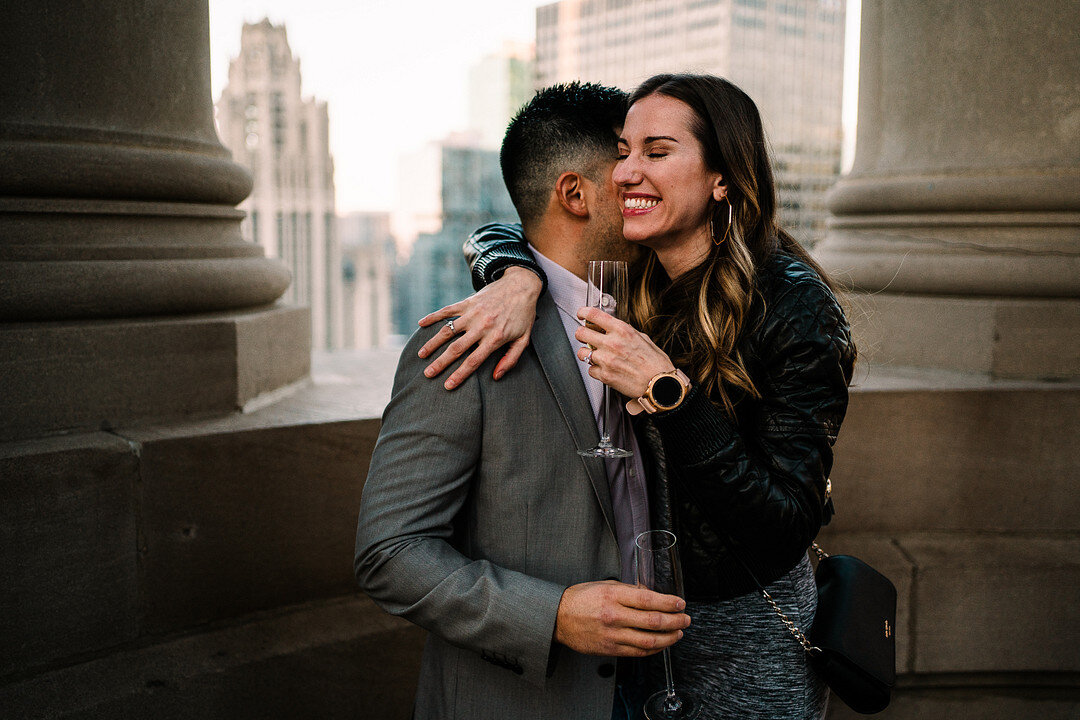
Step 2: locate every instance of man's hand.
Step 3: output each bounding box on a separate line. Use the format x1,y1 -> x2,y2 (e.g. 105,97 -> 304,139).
554,580 -> 691,657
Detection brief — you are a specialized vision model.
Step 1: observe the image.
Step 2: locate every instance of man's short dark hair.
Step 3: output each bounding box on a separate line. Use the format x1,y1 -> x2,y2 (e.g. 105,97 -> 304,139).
500,82 -> 628,228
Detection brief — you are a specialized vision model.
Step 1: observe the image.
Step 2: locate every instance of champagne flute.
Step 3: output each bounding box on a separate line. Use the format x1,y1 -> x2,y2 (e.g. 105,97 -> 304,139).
578,260 -> 633,458
636,530 -> 700,720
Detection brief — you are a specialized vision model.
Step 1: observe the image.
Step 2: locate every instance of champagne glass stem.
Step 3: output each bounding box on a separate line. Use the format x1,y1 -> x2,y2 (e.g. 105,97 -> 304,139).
600,375 -> 609,442
597,259 -> 609,444
661,648 -> 680,709
599,384 -> 611,444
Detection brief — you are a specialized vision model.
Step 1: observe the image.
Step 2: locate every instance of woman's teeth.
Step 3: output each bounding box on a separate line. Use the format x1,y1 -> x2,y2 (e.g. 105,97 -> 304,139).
625,197 -> 659,209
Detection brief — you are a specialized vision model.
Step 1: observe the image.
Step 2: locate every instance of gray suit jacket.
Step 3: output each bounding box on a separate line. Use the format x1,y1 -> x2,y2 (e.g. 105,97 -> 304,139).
355,294 -> 623,719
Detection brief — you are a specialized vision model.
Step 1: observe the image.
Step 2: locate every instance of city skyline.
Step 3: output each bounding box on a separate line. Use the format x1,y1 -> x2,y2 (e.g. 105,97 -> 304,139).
209,0 -> 540,214
533,0 -> 848,242
216,19 -> 343,350
210,0 -> 860,216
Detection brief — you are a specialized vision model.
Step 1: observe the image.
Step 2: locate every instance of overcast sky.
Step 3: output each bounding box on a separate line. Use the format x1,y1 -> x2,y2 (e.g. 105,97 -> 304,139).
209,0 -> 540,213
209,0 -> 860,215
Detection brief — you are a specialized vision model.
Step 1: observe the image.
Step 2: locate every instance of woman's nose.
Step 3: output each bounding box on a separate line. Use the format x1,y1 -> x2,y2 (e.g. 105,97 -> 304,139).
613,156 -> 639,186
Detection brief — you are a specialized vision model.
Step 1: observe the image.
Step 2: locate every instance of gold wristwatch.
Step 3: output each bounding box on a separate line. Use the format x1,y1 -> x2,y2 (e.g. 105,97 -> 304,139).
626,369 -> 692,415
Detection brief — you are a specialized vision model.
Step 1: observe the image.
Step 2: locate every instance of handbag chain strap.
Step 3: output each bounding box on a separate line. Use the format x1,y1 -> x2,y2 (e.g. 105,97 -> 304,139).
757,479 -> 833,655
676,476 -> 833,657
758,540 -> 826,656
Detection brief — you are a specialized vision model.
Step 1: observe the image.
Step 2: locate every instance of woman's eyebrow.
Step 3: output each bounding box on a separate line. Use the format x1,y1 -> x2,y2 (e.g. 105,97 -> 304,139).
617,135 -> 681,144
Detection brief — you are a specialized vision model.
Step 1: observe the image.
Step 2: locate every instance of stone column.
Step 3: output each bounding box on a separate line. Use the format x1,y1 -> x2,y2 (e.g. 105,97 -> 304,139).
0,0 -> 310,439
816,0 -> 1080,379
814,4 -> 1080,718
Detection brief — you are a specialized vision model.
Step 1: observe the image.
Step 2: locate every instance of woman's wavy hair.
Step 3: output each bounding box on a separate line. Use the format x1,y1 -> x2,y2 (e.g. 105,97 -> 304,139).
626,73 -> 837,414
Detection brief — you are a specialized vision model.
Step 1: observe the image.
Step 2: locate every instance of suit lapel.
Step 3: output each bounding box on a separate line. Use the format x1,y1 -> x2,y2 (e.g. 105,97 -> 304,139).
531,294 -> 616,537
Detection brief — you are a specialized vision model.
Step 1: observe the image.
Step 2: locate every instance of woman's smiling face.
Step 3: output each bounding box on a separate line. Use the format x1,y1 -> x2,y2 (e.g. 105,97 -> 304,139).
612,93 -> 725,259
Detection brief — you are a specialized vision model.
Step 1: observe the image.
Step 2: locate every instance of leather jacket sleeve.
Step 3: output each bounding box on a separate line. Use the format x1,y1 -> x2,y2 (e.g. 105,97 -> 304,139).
463,222 -> 547,293
649,272 -> 855,581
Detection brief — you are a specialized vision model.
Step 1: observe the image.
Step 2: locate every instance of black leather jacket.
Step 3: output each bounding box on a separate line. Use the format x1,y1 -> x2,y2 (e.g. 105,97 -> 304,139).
464,223 -> 856,601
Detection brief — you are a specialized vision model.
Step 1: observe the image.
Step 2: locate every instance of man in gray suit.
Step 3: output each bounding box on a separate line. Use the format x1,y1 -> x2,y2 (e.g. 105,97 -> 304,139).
354,83 -> 690,719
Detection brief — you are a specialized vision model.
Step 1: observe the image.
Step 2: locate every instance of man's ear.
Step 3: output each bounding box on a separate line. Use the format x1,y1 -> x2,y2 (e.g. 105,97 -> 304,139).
555,171 -> 590,218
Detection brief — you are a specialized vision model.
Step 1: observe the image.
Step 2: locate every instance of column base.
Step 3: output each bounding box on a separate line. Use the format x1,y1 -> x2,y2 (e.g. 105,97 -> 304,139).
817,210 -> 1080,298
842,292 -> 1080,380
0,304 -> 310,441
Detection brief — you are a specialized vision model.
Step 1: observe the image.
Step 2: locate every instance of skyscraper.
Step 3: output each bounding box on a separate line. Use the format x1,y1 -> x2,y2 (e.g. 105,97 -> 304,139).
215,19 -> 343,349
339,212 -> 395,349
389,43 -> 535,337
393,137 -> 519,335
535,0 -> 846,243
467,41 -> 537,150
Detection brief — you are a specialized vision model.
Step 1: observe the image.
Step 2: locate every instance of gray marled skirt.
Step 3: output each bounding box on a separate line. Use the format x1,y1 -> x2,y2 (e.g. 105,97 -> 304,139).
657,554 -> 829,720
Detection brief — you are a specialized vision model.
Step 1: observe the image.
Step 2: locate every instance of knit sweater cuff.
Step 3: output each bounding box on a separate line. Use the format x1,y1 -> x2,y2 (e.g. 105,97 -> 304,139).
649,386 -> 736,466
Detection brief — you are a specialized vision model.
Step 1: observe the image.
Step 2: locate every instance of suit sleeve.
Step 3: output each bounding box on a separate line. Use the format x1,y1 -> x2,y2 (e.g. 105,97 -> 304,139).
650,278 -> 854,575
354,326 -> 566,687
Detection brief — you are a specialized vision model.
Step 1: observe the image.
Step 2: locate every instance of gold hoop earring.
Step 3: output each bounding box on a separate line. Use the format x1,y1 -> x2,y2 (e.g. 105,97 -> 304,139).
713,196 -> 733,246
725,197 -> 733,243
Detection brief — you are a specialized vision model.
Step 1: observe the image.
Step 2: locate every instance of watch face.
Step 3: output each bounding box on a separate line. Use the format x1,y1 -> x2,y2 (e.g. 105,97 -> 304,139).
651,375 -> 684,408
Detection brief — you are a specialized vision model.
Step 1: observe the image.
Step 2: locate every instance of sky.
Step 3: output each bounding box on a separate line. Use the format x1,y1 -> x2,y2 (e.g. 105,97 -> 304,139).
209,0 -> 541,213
209,0 -> 861,215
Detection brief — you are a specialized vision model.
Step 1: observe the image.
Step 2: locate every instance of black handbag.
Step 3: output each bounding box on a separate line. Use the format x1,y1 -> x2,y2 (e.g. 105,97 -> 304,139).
735,542 -> 897,714
805,547 -> 897,713
693,479 -> 898,714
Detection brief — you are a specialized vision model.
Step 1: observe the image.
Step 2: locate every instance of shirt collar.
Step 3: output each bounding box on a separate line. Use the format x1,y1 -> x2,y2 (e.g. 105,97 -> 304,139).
528,244 -> 588,322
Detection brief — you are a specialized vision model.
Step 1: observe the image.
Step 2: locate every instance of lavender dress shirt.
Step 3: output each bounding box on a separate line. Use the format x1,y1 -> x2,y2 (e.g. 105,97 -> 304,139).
530,246 -> 651,584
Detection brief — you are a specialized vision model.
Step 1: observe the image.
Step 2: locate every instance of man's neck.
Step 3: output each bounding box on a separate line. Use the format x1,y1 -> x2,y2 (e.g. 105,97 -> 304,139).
526,216 -> 589,281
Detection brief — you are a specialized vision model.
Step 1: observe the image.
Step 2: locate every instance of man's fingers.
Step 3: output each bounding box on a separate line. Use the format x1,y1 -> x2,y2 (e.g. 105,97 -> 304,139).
620,607 -> 691,633
613,628 -> 685,656
554,580 -> 692,657
595,586 -> 690,632
616,584 -> 687,612
598,599 -> 690,634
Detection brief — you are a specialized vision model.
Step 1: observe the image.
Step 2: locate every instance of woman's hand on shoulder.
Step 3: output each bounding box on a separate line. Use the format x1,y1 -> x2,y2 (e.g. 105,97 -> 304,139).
417,266 -> 543,390
574,306 -> 675,400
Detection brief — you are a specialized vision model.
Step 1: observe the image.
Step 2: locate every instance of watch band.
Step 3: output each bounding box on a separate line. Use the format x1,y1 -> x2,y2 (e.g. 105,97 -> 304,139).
626,369 -> 691,415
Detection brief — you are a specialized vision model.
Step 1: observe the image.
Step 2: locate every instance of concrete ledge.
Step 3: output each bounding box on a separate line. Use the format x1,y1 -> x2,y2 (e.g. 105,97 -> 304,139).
130,416 -> 382,634
901,534 -> 1080,674
0,349 -> 401,677
0,595 -> 425,720
817,532 -> 1080,678
0,433 -> 140,677
0,304 -> 311,441
3,352 -> 1076,719
834,373 -> 1080,532
843,293 -> 1080,379
827,680 -> 1080,720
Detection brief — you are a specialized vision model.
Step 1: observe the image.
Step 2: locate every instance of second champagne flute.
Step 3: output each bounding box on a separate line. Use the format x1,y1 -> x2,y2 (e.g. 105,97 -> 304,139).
579,260 -> 632,458
636,530 -> 700,720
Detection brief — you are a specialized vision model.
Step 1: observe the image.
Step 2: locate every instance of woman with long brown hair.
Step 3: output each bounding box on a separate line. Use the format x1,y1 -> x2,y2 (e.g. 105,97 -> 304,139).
420,73 -> 854,719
